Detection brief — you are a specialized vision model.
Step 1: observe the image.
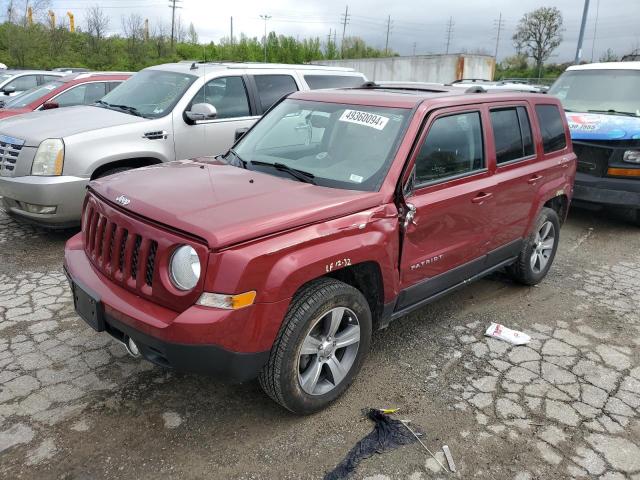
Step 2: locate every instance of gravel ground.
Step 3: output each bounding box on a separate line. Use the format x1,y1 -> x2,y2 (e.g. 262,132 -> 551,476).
0,206 -> 639,480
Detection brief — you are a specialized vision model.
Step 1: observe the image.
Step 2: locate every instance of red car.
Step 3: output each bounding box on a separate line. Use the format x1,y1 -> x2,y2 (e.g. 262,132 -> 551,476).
0,72 -> 131,119
64,85 -> 576,414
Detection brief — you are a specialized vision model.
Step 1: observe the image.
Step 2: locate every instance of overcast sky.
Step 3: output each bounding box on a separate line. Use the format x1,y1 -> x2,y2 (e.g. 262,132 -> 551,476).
50,0 -> 639,62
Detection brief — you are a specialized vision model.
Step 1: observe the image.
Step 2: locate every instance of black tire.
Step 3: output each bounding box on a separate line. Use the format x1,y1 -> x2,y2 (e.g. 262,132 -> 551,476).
258,278 -> 372,415
95,167 -> 131,179
634,209 -> 640,228
507,207 -> 560,286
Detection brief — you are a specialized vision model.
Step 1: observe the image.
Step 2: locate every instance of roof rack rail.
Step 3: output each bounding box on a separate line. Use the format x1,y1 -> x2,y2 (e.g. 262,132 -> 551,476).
465,86 -> 486,93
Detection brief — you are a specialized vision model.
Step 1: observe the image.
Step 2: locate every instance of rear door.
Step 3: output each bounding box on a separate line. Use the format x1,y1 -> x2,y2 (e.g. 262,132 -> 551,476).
398,106 -> 496,309
487,103 -> 542,250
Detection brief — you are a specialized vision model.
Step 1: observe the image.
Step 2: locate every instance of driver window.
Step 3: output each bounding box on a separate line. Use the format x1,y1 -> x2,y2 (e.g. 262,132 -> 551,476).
415,111 -> 484,185
191,76 -> 250,120
7,75 -> 38,91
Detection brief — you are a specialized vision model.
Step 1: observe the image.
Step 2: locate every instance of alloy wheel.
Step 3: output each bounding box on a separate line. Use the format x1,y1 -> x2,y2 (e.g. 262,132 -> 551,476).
530,220 -> 556,274
297,307 -> 361,396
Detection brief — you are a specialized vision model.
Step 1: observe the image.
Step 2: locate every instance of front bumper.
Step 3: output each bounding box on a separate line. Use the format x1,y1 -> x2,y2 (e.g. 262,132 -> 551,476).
573,172 -> 640,209
64,234 -> 291,382
0,175 -> 88,227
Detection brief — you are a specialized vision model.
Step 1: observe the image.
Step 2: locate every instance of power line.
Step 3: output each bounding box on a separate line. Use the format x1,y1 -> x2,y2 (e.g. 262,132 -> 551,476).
445,16 -> 454,54
384,15 -> 392,55
168,0 -> 182,48
493,12 -> 504,60
590,0 -> 600,61
340,5 -> 350,59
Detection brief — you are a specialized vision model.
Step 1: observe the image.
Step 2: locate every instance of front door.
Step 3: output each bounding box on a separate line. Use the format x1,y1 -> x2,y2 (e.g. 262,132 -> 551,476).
398,108 -> 496,310
173,75 -> 260,160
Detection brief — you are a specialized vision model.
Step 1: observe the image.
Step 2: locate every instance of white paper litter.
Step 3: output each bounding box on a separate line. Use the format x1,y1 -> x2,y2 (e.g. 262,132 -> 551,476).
484,322 -> 530,345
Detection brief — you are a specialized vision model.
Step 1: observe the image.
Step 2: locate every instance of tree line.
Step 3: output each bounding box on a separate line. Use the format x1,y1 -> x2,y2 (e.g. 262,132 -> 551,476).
0,4 -> 391,71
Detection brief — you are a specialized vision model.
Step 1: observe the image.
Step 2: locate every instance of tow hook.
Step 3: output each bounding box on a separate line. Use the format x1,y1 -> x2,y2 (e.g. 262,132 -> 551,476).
123,336 -> 141,358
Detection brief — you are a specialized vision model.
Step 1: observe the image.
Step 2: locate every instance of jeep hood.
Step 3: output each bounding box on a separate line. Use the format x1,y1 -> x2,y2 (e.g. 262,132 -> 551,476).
89,160 -> 384,249
0,105 -> 145,146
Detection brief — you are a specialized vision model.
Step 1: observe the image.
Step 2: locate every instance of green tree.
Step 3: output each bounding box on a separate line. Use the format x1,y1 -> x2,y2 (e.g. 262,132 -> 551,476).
513,7 -> 563,74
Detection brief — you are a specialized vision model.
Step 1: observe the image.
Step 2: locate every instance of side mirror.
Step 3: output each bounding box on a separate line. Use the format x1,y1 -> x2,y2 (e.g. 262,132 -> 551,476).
235,127 -> 249,141
42,101 -> 59,110
2,86 -> 15,96
185,103 -> 217,123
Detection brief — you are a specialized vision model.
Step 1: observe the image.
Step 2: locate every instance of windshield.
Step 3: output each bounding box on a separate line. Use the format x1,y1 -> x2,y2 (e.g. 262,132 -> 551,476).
97,70 -> 196,118
232,99 -> 411,192
549,69 -> 640,116
4,81 -> 64,108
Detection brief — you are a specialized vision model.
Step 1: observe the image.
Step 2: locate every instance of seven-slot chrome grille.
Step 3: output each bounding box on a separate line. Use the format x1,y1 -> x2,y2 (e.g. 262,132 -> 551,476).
0,134 -> 25,177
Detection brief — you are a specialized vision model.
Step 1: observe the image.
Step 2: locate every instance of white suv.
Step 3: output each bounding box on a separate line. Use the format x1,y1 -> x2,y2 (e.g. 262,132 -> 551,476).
0,62 -> 366,227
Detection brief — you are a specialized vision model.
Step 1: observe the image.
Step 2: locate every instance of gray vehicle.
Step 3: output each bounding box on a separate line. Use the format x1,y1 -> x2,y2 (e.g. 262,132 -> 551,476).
0,70 -> 65,98
0,62 -> 366,227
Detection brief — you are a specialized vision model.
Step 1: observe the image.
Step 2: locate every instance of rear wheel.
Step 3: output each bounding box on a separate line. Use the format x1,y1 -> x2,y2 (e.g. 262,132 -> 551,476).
508,207 -> 560,286
258,278 -> 372,414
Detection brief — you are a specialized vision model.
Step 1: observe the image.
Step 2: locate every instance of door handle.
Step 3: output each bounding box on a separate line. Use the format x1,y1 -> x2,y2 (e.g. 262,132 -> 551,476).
528,174 -> 544,184
471,192 -> 493,204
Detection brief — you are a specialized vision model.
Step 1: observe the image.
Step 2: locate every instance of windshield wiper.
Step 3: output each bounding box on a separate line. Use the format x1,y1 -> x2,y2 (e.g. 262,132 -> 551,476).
94,100 -> 144,117
250,160 -> 315,184
225,149 -> 247,168
587,109 -> 638,117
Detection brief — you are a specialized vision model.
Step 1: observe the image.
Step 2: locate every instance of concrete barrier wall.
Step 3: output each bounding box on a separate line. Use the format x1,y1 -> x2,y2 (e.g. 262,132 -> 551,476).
313,54 -> 496,83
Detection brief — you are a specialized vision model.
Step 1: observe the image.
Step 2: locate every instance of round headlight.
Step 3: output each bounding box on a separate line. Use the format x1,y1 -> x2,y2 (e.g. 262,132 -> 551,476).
169,245 -> 200,291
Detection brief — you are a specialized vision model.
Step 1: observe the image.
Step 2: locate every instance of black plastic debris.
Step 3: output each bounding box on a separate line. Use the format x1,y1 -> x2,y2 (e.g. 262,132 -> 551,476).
323,408 -> 419,480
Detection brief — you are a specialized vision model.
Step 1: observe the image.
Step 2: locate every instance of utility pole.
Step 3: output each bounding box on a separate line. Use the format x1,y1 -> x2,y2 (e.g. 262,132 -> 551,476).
493,12 -> 504,60
168,0 -> 182,48
259,14 -> 271,63
340,5 -> 350,59
230,16 -> 233,45
412,42 -> 417,56
445,16 -> 454,55
574,0 -> 590,64
384,15 -> 392,56
590,0 -> 600,61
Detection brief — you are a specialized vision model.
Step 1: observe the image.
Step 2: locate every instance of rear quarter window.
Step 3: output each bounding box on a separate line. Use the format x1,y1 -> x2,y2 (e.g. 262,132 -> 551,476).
304,75 -> 365,89
535,104 -> 567,153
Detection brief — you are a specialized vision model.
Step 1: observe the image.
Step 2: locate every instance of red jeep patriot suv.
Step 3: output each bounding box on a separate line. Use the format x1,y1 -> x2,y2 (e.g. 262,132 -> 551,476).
64,85 -> 576,414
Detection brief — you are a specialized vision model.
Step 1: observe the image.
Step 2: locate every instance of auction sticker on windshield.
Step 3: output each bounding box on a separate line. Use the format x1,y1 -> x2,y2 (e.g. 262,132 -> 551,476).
339,110 -> 389,130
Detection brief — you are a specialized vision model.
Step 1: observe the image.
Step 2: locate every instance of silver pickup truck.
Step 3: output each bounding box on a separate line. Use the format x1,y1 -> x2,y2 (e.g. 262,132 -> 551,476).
0,62 -> 365,227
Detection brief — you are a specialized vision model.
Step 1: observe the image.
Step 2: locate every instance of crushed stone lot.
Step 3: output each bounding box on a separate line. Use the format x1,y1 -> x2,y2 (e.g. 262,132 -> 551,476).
1,207 -> 639,480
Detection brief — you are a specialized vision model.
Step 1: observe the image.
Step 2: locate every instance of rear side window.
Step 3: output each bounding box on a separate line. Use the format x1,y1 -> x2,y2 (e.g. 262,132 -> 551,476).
535,104 -> 567,153
253,75 -> 298,112
415,111 -> 484,184
107,81 -> 123,92
490,106 -> 535,164
304,75 -> 365,89
40,75 -> 61,84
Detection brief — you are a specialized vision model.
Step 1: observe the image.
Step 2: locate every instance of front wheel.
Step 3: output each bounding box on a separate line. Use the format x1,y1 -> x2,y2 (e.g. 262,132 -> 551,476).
258,278 -> 372,415
507,207 -> 560,286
